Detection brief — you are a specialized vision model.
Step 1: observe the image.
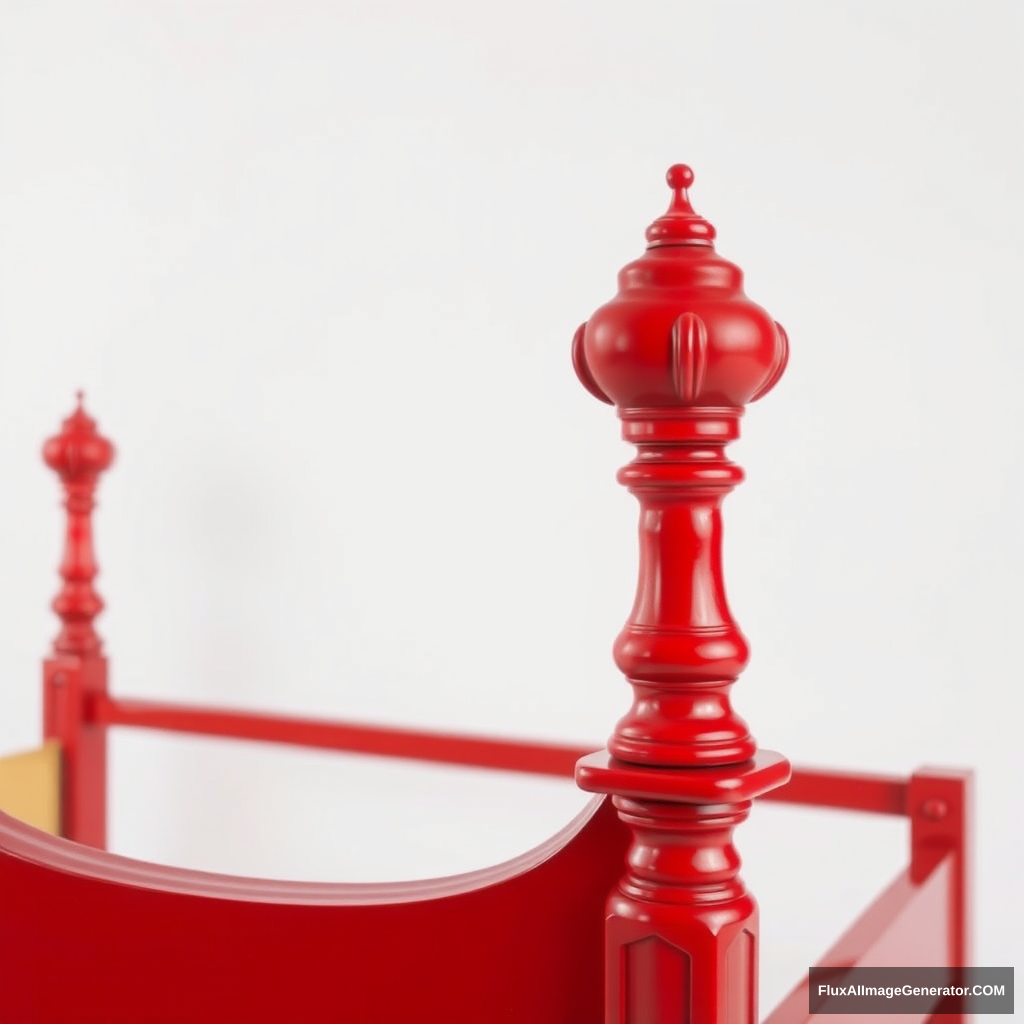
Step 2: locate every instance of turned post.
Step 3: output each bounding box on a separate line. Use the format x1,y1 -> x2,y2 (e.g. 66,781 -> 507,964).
574,166 -> 791,1024
41,393 -> 115,845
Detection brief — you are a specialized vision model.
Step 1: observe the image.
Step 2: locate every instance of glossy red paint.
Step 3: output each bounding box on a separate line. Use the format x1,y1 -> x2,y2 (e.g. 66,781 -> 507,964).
41,393 -> 115,847
0,797 -> 628,1024
759,766 -> 908,816
574,166 -> 791,1024
0,756 -> 970,1024
909,768 -> 972,1022
96,695 -> 586,776
74,689 -> 943,825
764,861 -> 955,1024
0,167 -> 974,1024
764,770 -> 972,1024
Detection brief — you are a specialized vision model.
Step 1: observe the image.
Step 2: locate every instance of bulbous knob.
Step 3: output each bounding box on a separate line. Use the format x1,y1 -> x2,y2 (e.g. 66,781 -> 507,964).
573,166 -> 788,412
43,392 -> 116,483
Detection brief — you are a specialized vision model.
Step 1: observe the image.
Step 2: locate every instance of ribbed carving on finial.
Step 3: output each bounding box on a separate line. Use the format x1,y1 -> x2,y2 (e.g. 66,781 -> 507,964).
670,313 -> 708,403
750,322 -> 790,403
572,322 -> 613,405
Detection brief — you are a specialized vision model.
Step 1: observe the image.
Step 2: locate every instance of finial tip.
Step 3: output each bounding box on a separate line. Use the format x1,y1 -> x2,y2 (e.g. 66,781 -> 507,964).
666,164 -> 694,191
646,163 -> 714,246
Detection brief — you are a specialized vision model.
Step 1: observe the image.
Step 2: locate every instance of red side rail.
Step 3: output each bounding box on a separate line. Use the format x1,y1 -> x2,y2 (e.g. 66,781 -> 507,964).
95,693 -> 904,814
94,695 -> 585,777
764,858 -> 954,1024
764,767 -> 972,1024
760,766 -> 907,816
94,693 -> 957,835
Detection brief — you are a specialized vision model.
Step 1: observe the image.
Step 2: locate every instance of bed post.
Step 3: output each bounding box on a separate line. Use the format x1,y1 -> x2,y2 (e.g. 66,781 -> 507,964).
574,166 -> 791,1024
41,393 -> 115,847
910,767 -> 973,1022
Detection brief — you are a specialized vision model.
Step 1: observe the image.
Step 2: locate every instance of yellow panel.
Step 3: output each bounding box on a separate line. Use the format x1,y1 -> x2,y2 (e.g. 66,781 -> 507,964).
0,740 -> 61,835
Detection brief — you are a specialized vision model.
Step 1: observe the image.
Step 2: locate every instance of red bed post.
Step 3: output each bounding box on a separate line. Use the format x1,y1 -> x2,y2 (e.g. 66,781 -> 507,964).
910,767 -> 973,1022
575,166 -> 791,1024
41,393 -> 115,846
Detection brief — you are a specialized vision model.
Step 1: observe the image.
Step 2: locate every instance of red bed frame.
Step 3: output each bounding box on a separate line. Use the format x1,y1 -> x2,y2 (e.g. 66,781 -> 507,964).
0,166 -> 971,1024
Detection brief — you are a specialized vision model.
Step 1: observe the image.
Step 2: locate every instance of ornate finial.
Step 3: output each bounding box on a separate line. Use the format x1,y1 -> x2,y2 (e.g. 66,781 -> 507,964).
573,166 -> 789,762
43,394 -> 115,657
572,163 -> 787,412
44,393 -> 113,483
645,163 -> 716,247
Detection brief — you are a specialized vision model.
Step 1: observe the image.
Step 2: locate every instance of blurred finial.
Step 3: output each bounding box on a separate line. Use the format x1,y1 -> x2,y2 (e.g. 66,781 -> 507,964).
43,395 -> 115,655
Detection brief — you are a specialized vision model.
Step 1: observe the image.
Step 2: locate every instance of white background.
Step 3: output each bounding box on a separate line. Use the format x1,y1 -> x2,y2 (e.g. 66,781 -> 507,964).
0,0 -> 1020,1014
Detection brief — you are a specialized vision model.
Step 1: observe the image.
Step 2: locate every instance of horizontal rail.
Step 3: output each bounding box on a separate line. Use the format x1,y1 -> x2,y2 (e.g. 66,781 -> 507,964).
94,696 -> 910,814
94,697 -> 584,777
763,854 -> 953,1024
760,766 -> 907,816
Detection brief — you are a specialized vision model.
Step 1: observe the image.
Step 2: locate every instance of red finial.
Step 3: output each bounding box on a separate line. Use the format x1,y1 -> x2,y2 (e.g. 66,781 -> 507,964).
665,163 -> 695,209
573,164 -> 788,412
43,394 -> 115,656
666,163 -> 694,191
573,166 -> 790,760
645,163 -> 716,247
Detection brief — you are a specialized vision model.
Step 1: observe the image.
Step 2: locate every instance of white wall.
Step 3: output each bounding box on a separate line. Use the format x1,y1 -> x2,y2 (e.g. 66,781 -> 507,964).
1,0 -> 1020,1013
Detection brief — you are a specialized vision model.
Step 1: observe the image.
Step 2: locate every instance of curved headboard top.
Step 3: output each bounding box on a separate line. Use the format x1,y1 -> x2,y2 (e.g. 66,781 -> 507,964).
1,799 -> 627,1022
0,794 -> 620,905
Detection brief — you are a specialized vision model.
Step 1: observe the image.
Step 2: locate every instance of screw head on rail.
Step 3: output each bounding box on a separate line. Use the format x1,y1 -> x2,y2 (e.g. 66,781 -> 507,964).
920,797 -> 949,821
